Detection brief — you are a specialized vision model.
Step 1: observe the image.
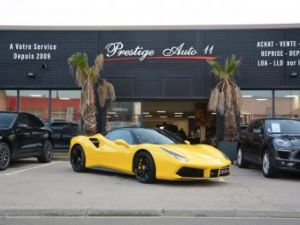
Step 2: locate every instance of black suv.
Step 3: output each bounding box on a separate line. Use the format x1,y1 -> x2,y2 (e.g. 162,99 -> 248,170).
50,121 -> 79,148
0,112 -> 53,170
237,118 -> 300,177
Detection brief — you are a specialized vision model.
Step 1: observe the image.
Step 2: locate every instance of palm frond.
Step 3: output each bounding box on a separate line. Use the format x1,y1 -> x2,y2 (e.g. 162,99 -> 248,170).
207,60 -> 223,79
68,52 -> 90,87
91,54 -> 105,84
106,81 -> 116,101
225,82 -> 233,110
68,52 -> 89,74
226,55 -> 240,79
208,87 -> 219,112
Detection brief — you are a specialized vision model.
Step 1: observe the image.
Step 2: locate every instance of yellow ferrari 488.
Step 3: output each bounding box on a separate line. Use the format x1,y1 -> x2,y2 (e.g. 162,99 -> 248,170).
69,128 -> 231,183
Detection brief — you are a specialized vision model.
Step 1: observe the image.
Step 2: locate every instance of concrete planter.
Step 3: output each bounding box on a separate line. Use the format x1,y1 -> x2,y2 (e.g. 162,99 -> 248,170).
217,141 -> 238,163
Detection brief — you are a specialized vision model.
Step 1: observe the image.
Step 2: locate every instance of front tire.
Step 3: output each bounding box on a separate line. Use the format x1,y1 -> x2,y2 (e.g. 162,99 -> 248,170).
262,150 -> 277,178
38,140 -> 53,163
237,146 -> 249,168
133,151 -> 156,183
70,145 -> 86,172
0,142 -> 10,171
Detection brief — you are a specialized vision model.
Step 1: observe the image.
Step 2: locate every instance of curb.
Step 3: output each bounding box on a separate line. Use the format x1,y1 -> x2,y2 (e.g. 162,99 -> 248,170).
1,209 -> 300,218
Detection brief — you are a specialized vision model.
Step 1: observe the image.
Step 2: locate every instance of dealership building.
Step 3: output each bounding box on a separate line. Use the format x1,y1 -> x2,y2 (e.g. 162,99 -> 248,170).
1,27 -> 300,144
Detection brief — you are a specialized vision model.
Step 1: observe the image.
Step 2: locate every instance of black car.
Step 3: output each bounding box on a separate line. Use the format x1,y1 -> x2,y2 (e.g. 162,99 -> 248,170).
238,118 -> 300,177
50,121 -> 79,149
0,112 -> 53,170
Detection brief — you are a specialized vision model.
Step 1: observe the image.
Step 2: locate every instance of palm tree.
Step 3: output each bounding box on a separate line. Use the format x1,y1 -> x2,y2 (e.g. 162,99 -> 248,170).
68,53 -> 116,135
207,55 -> 242,141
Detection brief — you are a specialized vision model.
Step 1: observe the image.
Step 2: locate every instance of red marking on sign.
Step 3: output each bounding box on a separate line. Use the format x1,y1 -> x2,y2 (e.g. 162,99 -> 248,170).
105,56 -> 218,62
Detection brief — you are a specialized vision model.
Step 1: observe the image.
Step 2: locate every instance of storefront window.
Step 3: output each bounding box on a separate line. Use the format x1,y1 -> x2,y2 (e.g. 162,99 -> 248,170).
240,90 -> 272,125
0,90 -> 17,111
19,90 -> 49,122
51,90 -> 81,123
275,90 -> 300,118
106,102 -> 142,131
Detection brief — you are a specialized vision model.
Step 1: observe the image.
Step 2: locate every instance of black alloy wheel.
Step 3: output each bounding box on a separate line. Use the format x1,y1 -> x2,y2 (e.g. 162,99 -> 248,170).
133,151 -> 156,183
237,146 -> 249,168
70,145 -> 86,172
0,142 -> 10,171
38,140 -> 53,163
262,150 -> 277,178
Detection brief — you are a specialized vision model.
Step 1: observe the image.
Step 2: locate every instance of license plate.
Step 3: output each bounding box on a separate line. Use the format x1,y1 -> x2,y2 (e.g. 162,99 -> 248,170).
220,167 -> 230,176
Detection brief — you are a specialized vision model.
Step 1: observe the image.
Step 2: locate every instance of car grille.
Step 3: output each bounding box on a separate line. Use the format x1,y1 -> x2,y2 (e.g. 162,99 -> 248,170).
210,169 -> 219,177
219,167 -> 230,176
177,167 -> 204,178
278,151 -> 290,159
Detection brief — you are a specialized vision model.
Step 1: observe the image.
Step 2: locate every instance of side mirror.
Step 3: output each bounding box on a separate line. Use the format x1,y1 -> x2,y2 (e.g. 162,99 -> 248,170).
114,139 -> 130,148
184,140 -> 190,145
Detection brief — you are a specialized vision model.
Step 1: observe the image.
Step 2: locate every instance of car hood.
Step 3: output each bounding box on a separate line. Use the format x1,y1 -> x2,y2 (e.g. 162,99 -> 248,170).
272,134 -> 300,146
157,144 -> 230,166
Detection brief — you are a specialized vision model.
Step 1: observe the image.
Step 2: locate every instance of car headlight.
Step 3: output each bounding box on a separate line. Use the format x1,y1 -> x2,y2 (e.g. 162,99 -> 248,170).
274,138 -> 292,148
160,147 -> 188,162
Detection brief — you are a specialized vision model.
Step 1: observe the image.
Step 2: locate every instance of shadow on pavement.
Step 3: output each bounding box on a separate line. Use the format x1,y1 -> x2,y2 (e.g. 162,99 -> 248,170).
237,164 -> 300,181
85,167 -> 229,186
8,158 -> 40,168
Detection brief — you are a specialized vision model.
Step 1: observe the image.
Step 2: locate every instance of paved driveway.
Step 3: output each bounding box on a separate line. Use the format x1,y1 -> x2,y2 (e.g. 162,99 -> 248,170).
0,159 -> 300,217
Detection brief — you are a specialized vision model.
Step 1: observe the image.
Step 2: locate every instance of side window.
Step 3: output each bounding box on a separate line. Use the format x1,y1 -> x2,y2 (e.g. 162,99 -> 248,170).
28,114 -> 44,128
15,114 -> 30,128
250,120 -> 264,134
256,120 -> 264,131
106,130 -> 135,144
247,121 -> 255,133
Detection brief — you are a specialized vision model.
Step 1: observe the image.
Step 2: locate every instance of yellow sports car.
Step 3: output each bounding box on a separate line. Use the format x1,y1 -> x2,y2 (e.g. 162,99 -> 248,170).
69,128 -> 231,183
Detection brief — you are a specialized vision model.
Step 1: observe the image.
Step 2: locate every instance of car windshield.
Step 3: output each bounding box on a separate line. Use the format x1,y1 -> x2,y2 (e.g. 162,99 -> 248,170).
0,113 -> 17,128
265,119 -> 300,135
132,128 -> 185,144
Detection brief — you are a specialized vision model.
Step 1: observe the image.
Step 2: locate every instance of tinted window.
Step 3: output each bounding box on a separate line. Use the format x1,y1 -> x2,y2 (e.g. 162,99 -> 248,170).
265,119 -> 300,134
131,128 -> 185,144
15,114 -> 31,128
106,130 -> 135,144
0,113 -> 17,128
28,114 -> 44,128
247,120 -> 264,133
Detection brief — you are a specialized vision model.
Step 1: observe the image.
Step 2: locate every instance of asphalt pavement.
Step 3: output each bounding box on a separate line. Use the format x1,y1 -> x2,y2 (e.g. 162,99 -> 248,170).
0,158 -> 300,218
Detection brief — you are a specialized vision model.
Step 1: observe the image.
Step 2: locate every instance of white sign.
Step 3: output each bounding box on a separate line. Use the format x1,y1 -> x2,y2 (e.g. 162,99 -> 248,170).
256,40 -> 300,68
104,42 -> 214,61
9,43 -> 57,61
271,123 -> 281,133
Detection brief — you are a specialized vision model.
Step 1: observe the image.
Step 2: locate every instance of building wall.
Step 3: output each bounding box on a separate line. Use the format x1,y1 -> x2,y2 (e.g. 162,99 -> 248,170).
1,29 -> 300,96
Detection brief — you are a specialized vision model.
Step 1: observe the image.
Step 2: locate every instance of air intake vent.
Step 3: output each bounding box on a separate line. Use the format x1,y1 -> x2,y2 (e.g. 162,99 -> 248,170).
278,151 -> 290,159
89,138 -> 99,148
177,167 -> 204,178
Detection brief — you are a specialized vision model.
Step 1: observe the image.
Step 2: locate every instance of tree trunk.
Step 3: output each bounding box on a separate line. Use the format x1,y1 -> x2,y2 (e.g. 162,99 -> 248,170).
81,83 -> 97,135
224,109 -> 238,141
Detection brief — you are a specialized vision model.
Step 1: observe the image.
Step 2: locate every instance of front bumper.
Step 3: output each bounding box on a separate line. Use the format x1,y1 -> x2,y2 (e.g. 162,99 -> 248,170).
274,149 -> 300,170
156,162 -> 231,181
